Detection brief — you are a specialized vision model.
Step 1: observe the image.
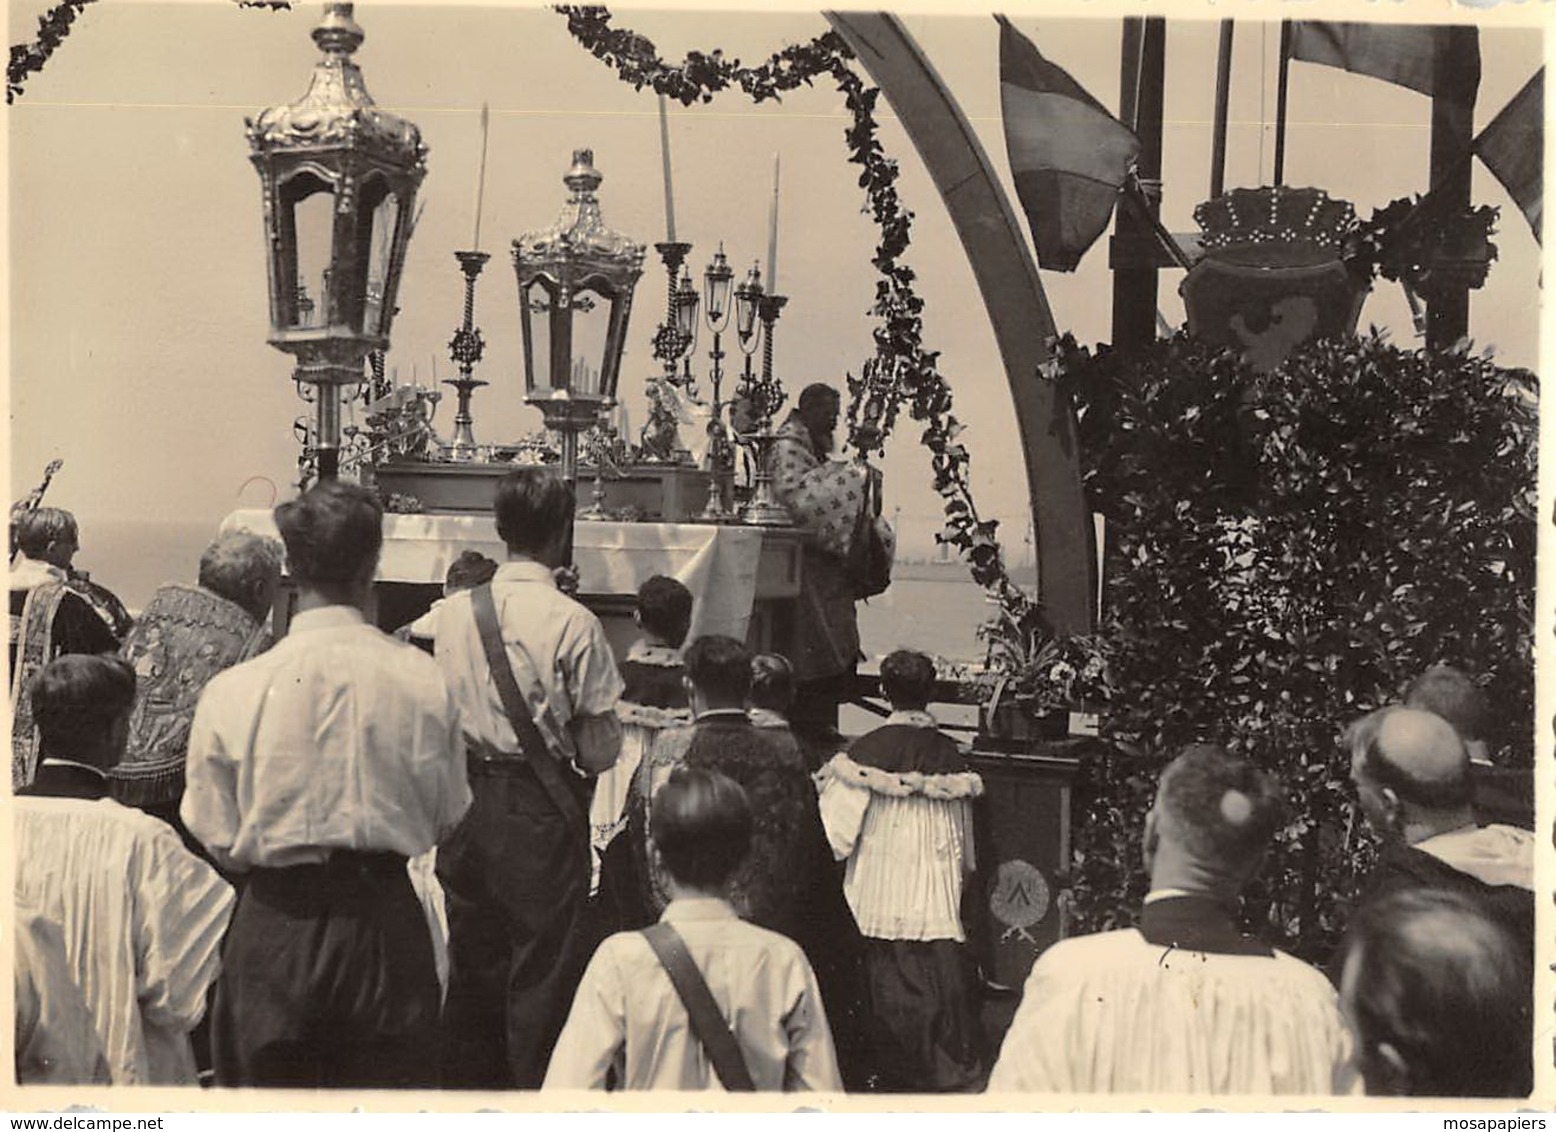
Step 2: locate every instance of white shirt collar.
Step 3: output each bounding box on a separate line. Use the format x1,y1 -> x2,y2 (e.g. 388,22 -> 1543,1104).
9,557 -> 65,591
495,560 -> 557,588
663,896 -> 738,923
1143,887 -> 1195,905
695,708 -> 749,723
288,605 -> 367,633
886,709 -> 939,728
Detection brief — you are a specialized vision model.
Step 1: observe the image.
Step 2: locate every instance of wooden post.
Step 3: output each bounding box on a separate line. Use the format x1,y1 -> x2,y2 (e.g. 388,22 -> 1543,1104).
1274,21 -> 1292,185
1210,20 -> 1234,199
1110,16 -> 1166,352
1426,25 -> 1479,352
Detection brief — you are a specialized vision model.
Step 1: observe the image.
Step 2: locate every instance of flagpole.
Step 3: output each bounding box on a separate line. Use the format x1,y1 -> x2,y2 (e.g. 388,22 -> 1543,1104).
1111,16 -> 1166,351
1210,20 -> 1234,198
1274,20 -> 1292,184
1426,24 -> 1478,351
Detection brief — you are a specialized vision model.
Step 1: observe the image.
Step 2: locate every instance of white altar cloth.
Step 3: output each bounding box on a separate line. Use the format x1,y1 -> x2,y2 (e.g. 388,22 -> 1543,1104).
220,510 -> 765,644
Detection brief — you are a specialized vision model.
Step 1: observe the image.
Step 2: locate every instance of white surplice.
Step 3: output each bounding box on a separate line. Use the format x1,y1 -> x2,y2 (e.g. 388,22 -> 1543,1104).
987,926 -> 1356,1096
14,797 -> 235,1085
14,899 -> 111,1086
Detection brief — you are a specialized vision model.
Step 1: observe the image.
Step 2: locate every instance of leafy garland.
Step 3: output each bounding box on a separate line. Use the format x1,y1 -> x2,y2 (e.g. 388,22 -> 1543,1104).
8,0 -> 291,104
7,0 -> 96,104
557,5 -> 1036,627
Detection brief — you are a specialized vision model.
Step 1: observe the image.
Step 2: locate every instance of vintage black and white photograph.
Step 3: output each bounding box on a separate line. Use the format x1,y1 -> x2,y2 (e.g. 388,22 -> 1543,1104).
6,0 -> 1547,1111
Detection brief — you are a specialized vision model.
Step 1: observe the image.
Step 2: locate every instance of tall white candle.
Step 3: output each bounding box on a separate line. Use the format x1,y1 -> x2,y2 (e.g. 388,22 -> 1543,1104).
658,94 -> 678,243
766,152 -> 780,293
471,103 -> 490,251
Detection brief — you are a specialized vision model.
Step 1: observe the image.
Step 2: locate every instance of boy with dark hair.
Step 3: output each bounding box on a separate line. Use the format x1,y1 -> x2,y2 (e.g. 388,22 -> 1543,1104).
545,767 -> 842,1092
816,648 -> 985,1091
592,575 -> 694,915
17,654 -> 234,1084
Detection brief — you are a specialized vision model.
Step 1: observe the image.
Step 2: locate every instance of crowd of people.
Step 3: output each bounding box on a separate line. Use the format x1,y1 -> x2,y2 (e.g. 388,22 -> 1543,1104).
9,468 -> 1537,1099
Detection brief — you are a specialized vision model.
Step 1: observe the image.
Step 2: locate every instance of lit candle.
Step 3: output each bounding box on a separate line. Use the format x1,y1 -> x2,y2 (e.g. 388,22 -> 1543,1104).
766,152 -> 780,294
658,94 -> 677,243
471,103 -> 490,251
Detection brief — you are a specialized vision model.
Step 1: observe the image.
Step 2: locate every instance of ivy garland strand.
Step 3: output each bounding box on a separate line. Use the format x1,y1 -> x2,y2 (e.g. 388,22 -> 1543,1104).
7,0 -> 96,104
557,5 -> 1038,627
8,0 -> 291,104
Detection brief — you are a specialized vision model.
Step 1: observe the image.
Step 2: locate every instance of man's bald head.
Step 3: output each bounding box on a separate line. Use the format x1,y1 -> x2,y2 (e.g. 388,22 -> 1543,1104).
1348,706 -> 1472,815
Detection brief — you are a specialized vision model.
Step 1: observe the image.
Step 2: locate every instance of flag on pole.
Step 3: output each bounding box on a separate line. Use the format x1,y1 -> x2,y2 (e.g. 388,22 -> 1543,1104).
1287,21 -> 1479,99
998,16 -> 1140,272
1473,68 -> 1543,242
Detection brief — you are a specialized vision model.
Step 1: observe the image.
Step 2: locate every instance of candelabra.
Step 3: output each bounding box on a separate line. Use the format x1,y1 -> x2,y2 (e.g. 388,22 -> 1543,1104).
698,245 -> 736,522
738,290 -> 793,526
444,250 -> 490,461
641,241 -> 696,463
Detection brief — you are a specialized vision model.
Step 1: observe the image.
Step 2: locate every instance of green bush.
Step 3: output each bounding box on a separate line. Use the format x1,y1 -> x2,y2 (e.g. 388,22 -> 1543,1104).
1057,330 -> 1536,962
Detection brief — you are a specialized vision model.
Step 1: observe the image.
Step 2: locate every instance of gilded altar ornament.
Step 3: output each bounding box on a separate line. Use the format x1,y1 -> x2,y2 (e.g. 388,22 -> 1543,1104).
513,151 -> 646,495
247,2 -> 427,482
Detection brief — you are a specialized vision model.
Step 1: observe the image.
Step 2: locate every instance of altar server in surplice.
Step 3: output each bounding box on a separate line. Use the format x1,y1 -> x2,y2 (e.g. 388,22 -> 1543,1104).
183,481 -> 471,1088
989,745 -> 1356,1095
16,654 -> 234,1086
815,648 -> 986,1092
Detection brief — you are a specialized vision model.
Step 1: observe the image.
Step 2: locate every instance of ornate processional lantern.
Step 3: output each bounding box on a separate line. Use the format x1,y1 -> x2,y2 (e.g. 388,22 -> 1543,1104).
247,2 -> 427,482
513,150 -> 646,490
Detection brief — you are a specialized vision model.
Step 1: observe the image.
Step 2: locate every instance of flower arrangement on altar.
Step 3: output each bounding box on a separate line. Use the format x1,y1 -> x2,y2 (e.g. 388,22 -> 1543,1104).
977,604 -> 1113,723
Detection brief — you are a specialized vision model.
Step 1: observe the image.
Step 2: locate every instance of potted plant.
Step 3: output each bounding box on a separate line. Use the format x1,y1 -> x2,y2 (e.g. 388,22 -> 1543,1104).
976,603 -> 1113,743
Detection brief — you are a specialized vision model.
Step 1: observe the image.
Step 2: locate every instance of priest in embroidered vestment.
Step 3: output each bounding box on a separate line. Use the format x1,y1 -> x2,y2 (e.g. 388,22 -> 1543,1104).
767,383 -> 893,738
988,744 -> 1356,1095
816,649 -> 986,1092
10,507 -> 123,790
110,531 -> 281,848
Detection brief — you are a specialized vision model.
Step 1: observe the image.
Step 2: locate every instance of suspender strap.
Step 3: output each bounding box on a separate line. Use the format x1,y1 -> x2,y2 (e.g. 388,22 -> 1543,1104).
470,582 -> 586,832
640,922 -> 756,1092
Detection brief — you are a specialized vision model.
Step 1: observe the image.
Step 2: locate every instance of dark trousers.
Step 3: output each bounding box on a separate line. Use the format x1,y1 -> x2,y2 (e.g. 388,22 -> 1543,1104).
861,937 -> 985,1093
437,758 -> 592,1090
212,852 -> 439,1089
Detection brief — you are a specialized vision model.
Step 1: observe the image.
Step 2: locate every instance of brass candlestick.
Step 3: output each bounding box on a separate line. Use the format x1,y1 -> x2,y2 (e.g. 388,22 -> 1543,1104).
740,292 -> 793,526
444,250 -> 490,461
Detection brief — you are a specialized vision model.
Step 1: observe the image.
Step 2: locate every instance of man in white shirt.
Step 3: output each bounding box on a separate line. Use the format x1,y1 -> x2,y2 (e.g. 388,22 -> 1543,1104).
16,654 -> 233,1085
989,745 -> 1355,1095
435,468 -> 624,1089
183,481 -> 471,1088
545,766 -> 841,1092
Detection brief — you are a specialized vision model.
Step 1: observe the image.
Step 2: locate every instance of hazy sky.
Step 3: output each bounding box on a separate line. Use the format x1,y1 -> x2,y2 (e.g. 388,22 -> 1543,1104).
7,1 -> 1545,571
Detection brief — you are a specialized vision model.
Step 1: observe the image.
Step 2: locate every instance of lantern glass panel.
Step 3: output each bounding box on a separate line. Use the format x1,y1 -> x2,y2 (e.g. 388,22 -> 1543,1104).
360,180 -> 401,338
280,171 -> 336,331
735,283 -> 759,342
674,278 -> 700,349
522,279 -> 555,394
568,282 -> 612,398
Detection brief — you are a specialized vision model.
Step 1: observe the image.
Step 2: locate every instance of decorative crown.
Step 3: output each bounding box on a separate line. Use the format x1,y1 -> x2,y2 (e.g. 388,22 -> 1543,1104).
1194,186 -> 1357,258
